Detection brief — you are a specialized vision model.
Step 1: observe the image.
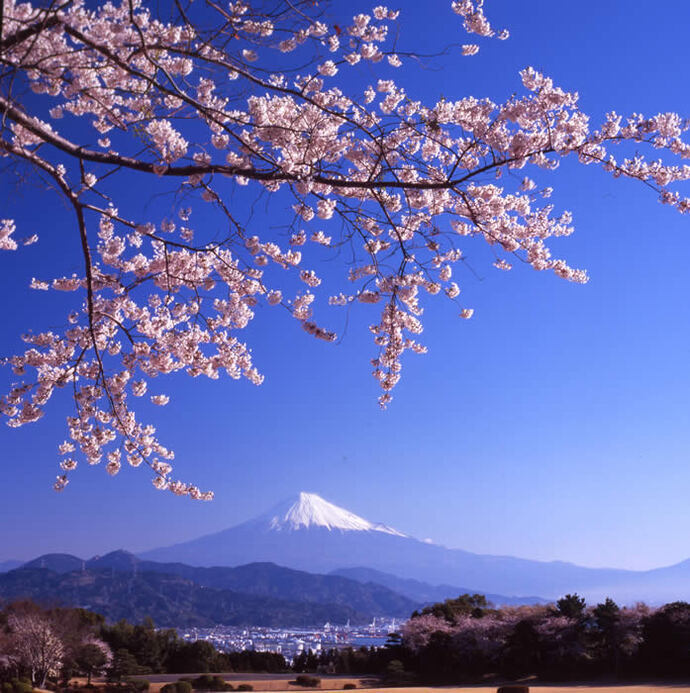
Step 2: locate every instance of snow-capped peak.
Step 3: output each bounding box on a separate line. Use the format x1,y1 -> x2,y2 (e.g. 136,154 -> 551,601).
266,492 -> 406,536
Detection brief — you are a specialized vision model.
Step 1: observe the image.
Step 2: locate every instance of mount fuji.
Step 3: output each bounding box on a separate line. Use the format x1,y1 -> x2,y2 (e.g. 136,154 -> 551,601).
140,492 -> 690,603
141,491 -> 416,571
264,492 -> 407,536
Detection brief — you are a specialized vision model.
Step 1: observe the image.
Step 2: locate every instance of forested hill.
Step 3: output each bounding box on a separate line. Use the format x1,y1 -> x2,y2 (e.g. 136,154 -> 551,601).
0,552 -> 419,625
0,566 -> 369,626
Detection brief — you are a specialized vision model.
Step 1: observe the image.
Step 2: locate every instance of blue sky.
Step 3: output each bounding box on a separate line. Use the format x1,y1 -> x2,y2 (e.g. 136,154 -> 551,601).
1,1 -> 690,573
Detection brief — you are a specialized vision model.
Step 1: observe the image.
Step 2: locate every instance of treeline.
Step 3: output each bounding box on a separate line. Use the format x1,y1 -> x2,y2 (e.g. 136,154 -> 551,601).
3,594 -> 688,689
0,602 -> 286,690
102,619 -> 285,675
295,594 -> 690,683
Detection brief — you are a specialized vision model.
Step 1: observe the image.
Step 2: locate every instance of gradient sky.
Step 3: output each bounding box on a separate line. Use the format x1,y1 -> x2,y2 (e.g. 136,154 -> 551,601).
2,1 -> 690,573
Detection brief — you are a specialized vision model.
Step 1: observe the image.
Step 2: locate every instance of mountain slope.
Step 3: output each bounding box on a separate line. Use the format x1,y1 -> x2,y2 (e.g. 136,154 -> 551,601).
330,567 -> 547,606
12,551 -> 418,619
23,553 -> 87,573
141,492 -> 690,603
95,551 -> 417,616
265,492 -> 405,536
0,565 -> 379,626
139,560 -> 417,616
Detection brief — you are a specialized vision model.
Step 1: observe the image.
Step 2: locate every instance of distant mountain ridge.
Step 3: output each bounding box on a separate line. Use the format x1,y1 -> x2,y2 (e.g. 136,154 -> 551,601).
4,550 -> 419,624
330,567 -> 548,607
141,492 -> 690,604
0,565 -> 365,626
23,553 -> 87,573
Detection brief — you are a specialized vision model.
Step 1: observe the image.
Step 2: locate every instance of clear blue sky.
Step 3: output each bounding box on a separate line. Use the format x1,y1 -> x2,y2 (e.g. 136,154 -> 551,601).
1,1 -> 689,572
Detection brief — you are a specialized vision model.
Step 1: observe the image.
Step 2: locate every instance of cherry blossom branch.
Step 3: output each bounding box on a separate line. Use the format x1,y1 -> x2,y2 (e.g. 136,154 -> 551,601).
1,0 -> 688,497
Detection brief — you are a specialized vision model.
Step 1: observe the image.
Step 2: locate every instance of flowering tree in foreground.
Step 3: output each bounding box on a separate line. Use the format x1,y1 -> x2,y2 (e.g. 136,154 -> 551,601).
1,0 -> 689,497
1,603 -> 113,687
6,612 -> 65,688
399,599 -> 662,681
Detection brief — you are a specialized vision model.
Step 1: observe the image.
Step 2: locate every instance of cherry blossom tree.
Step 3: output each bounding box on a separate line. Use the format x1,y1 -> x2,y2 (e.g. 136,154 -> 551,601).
6,612 -> 65,688
2,0 -> 690,497
400,599 -> 654,681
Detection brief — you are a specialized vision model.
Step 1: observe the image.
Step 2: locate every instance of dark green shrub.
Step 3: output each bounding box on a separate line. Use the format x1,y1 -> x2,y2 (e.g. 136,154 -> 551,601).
294,676 -> 320,688
190,676 -> 232,691
107,682 -> 150,693
236,685 -> 253,691
383,661 -> 414,686
161,682 -> 192,693
5,680 -> 33,693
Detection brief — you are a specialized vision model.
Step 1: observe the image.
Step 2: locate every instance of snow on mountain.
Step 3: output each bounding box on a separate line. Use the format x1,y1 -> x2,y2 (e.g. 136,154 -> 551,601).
140,492 -> 690,603
265,492 -> 407,536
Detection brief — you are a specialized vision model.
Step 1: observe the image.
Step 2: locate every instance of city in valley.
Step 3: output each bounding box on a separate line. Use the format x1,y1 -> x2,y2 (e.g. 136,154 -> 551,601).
178,620 -> 401,661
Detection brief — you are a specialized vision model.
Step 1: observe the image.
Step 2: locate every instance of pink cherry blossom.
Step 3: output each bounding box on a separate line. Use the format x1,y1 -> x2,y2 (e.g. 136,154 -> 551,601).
151,395 -> 170,406
1,0 -> 688,497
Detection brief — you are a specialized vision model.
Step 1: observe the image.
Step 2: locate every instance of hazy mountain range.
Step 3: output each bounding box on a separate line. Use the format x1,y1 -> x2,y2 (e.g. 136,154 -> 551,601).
3,492 -> 688,613
0,564 -> 358,627
330,567 -> 547,606
23,551 -> 418,615
140,492 -> 690,604
0,552 -> 418,625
